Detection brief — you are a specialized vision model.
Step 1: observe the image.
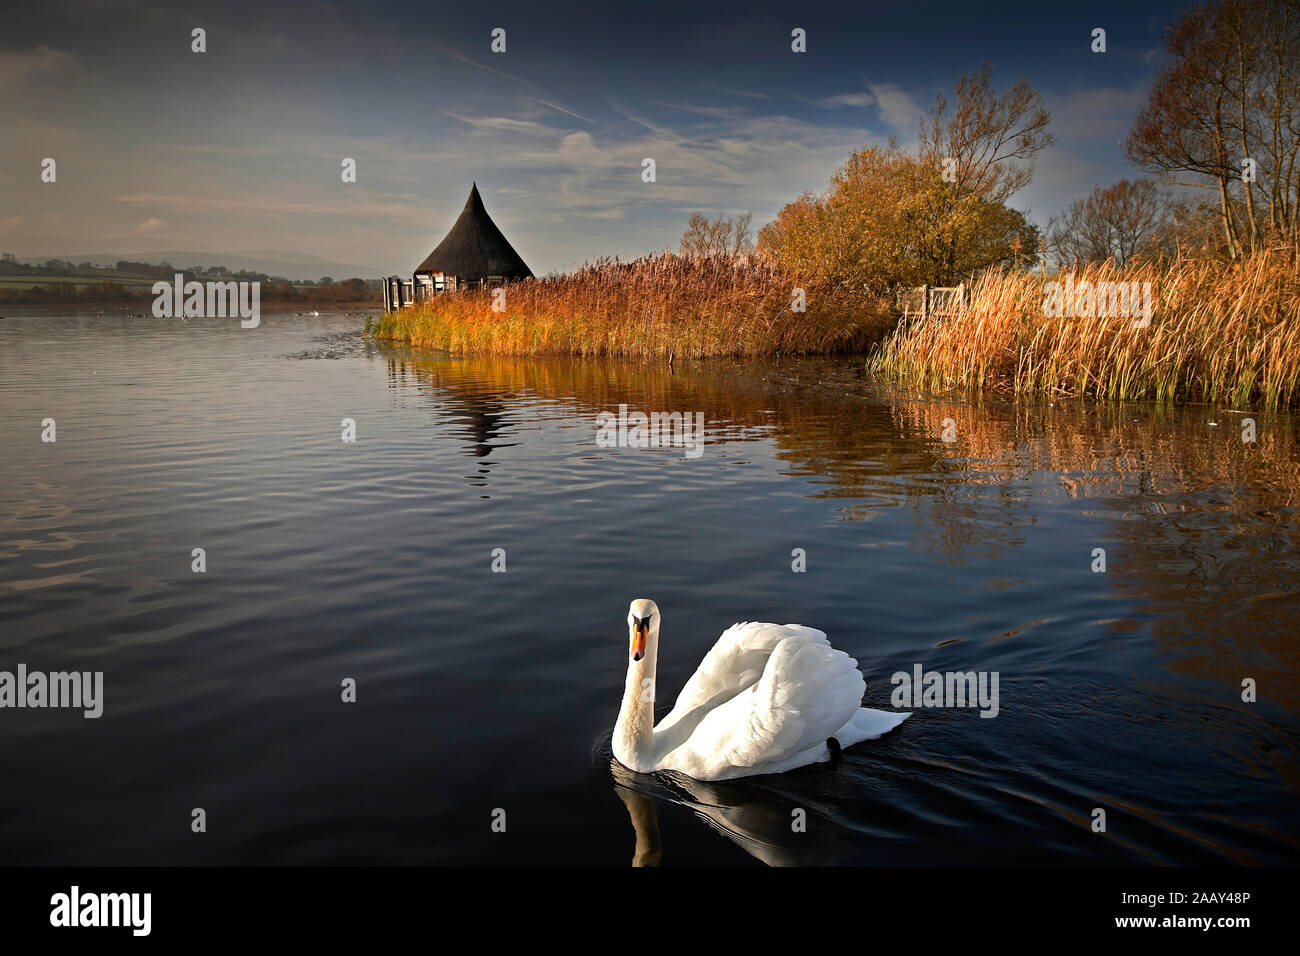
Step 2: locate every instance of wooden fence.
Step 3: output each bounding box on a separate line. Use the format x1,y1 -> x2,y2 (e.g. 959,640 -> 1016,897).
898,283 -> 968,322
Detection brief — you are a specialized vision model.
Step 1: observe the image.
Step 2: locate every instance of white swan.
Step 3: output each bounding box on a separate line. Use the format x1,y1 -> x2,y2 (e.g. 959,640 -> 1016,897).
613,599 -> 910,781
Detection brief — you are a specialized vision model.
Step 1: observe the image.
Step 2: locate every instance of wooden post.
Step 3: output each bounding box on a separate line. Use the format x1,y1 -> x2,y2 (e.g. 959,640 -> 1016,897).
921,284 -> 929,322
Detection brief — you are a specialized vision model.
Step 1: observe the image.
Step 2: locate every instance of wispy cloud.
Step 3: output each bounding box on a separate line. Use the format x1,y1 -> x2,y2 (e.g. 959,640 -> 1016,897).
707,86 -> 769,100
433,47 -> 600,128
814,92 -> 873,108
867,82 -> 923,134
442,113 -> 557,135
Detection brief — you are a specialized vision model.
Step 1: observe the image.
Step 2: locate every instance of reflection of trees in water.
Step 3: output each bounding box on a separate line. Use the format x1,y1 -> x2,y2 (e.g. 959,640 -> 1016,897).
381,348 -> 1300,706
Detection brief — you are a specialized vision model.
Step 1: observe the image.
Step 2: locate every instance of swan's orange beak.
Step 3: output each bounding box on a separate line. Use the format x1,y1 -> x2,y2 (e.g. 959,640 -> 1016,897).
631,618 -> 649,661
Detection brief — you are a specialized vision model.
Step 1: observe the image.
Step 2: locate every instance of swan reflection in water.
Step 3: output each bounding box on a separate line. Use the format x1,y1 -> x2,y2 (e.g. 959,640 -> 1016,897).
609,758 -> 866,866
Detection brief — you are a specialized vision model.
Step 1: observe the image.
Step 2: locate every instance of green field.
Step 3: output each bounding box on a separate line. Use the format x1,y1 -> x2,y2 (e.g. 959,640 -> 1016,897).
0,268 -> 163,290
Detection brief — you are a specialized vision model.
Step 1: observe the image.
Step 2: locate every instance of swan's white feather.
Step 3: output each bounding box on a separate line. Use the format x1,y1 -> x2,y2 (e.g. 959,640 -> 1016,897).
645,621 -> 908,780
655,622 -> 826,735
837,705 -> 911,748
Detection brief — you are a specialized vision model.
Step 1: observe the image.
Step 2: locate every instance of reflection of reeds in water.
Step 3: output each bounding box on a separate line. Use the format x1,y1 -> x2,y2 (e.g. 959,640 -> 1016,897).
893,397 -> 1300,508
389,349 -> 1300,511
373,253 -> 893,358
873,250 -> 1300,409
389,347 -> 1300,493
894,395 -> 1300,710
385,350 -> 932,490
387,349 -> 870,432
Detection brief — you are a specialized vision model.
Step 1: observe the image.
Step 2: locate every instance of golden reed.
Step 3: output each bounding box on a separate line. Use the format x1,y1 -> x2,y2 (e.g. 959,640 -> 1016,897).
872,248 -> 1300,409
371,253 -> 891,359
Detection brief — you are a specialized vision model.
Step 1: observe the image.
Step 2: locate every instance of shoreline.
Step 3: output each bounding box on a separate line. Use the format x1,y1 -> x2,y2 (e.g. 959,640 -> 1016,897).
372,249 -> 1299,408
0,300 -> 382,313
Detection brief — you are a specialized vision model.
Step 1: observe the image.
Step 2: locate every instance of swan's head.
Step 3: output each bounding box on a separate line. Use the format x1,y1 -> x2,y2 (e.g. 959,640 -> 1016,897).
627,599 -> 660,662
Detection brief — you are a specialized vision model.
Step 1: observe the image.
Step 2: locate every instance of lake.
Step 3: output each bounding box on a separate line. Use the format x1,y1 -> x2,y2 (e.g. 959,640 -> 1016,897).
1,309 -> 1297,866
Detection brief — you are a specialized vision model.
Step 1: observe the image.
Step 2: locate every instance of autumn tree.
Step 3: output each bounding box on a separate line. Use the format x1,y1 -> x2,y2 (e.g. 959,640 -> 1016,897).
1126,0 -> 1300,257
915,63 -> 1054,281
680,211 -> 754,258
759,138 -> 1041,291
758,144 -> 930,292
1047,179 -> 1169,267
918,63 -> 1054,205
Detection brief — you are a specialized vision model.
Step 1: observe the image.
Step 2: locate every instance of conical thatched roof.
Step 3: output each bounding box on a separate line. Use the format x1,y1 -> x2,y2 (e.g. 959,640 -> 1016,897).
414,184 -> 533,281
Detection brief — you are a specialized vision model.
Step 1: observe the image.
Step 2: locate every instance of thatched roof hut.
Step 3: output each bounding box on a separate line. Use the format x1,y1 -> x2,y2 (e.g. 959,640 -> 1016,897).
415,183 -> 533,285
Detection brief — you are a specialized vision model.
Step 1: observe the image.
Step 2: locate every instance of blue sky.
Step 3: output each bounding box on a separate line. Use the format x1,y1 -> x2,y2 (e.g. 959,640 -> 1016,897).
2,0 -> 1193,275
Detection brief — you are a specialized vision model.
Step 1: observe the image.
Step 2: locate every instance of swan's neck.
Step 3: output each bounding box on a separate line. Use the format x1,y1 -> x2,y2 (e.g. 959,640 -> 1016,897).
614,644 -> 657,772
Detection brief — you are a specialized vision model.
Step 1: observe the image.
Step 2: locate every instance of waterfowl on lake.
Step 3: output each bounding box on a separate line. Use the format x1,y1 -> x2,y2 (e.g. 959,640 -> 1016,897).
613,599 -> 909,781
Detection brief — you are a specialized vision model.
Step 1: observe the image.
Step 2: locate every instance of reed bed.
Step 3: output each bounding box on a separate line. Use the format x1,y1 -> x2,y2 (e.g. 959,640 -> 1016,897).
872,249 -> 1300,409
371,253 -> 891,358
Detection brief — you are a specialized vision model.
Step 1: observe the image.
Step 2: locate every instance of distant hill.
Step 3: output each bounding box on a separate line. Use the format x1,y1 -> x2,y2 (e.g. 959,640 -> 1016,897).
18,249 -> 385,281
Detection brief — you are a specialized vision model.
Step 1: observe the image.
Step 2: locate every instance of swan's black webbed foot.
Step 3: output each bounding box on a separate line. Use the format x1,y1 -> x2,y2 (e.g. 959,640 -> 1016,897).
826,736 -> 842,761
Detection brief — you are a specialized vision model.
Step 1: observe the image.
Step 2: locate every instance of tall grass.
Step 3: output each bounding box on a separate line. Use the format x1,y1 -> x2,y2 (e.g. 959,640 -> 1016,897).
872,248 -> 1300,409
371,253 -> 891,358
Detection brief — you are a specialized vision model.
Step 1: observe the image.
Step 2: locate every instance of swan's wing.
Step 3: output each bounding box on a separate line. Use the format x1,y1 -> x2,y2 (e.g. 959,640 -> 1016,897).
674,636 -> 866,773
656,622 -> 828,732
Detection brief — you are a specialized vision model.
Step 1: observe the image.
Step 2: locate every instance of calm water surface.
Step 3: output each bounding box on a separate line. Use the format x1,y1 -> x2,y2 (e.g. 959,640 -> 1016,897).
1,309 -> 1297,865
